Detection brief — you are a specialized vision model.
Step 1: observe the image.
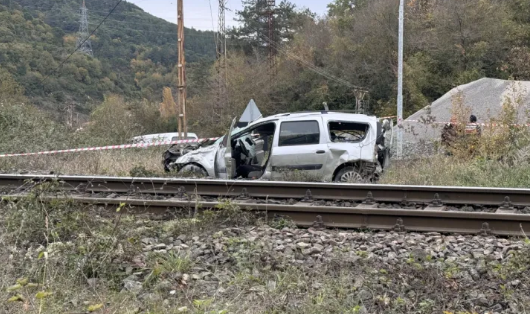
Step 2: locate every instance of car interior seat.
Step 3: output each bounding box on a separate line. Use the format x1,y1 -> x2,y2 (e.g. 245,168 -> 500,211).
252,139 -> 265,165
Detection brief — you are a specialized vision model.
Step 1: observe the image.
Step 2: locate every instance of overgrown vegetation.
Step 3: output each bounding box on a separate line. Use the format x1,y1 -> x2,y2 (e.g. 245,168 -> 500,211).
0,149 -> 168,177
0,0 -> 215,113
3,0 -> 530,132
188,0 -> 530,135
0,87 -> 173,156
382,156 -> 530,187
0,186 -> 261,313
384,81 -> 530,187
1,187 -> 529,313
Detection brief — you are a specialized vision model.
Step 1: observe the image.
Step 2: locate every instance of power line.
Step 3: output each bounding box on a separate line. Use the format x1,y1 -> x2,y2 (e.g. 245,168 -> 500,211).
259,33 -> 360,89
265,37 -> 370,113
93,23 -> 215,37
41,0 -> 124,84
34,16 -> 217,38
231,25 -> 357,89
208,0 -> 215,27
88,12 -> 217,22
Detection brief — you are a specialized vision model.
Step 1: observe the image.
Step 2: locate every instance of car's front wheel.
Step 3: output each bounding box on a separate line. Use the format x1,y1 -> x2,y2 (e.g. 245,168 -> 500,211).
334,166 -> 363,183
178,164 -> 208,178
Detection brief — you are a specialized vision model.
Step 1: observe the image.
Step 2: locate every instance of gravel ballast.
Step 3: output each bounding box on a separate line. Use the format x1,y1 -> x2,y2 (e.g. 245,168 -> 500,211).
128,224 -> 529,313
2,202 -> 529,314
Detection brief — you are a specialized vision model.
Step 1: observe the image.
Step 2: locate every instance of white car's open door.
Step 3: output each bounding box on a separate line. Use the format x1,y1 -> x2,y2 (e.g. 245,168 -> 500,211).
223,118 -> 237,179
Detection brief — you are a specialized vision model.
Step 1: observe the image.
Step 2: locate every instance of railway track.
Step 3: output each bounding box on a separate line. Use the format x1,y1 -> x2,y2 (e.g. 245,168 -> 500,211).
1,174 -> 530,236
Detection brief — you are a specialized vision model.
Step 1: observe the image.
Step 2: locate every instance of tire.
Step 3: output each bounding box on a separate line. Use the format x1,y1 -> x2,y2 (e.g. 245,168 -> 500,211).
334,166 -> 363,183
178,164 -> 208,178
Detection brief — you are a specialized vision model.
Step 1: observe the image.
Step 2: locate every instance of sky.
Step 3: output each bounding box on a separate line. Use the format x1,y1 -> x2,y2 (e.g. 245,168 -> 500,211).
126,0 -> 332,31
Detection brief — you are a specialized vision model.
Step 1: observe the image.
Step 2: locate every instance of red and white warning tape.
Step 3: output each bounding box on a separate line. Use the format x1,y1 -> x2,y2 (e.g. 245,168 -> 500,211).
0,137 -> 220,158
2,118 -> 530,158
381,116 -> 530,128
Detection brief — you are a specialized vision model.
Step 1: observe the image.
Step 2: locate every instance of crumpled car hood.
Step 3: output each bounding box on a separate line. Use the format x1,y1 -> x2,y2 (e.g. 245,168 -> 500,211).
175,143 -> 219,166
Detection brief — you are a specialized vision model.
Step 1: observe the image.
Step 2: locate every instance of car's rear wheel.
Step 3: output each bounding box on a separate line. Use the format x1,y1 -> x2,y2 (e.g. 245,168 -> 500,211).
334,166 -> 363,183
178,164 -> 208,178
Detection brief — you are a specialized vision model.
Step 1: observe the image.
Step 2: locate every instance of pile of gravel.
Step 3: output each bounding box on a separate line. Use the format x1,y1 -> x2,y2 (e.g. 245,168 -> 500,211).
391,77 -> 530,157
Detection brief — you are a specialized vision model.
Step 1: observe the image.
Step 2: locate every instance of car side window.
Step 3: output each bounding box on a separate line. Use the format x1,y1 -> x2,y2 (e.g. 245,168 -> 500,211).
279,121 -> 320,146
328,121 -> 369,143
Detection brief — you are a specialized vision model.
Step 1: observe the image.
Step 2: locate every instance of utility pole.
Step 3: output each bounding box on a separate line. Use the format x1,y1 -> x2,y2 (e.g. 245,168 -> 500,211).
218,0 -> 227,69
77,0 -> 93,56
215,0 -> 227,122
397,0 -> 404,159
266,0 -> 276,74
177,0 -> 187,139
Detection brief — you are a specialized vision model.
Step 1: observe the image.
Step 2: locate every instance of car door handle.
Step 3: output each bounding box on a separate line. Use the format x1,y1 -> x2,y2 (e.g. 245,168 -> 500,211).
316,150 -> 325,154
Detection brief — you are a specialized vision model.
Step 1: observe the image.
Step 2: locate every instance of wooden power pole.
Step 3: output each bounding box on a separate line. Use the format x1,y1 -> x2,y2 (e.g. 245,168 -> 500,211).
177,0 -> 187,139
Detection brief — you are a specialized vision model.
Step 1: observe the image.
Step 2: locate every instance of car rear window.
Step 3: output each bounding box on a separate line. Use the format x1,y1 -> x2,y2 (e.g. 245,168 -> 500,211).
279,121 -> 320,146
328,121 -> 368,143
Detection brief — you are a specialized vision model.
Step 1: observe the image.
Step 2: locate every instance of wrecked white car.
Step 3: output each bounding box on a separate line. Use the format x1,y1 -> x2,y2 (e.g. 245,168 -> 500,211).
163,112 -> 393,182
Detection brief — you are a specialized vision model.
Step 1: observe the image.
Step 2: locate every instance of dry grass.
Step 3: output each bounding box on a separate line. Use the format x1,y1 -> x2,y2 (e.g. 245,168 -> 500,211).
382,155 -> 530,187
0,147 -> 168,177
384,81 -> 530,187
3,145 -> 530,189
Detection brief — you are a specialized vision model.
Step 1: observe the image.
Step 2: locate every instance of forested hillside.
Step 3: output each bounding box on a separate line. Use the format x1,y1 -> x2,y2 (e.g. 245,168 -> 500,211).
182,0 -> 530,136
0,0 -> 215,114
3,0 -> 530,138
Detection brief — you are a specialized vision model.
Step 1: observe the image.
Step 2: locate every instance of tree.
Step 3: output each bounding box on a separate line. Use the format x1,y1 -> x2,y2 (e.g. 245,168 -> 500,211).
0,67 -> 25,99
328,0 -> 369,16
229,0 -> 314,55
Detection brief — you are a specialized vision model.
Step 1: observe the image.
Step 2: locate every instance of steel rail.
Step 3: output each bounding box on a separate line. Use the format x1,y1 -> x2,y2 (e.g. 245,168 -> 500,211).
7,194 -> 530,236
1,174 -> 530,206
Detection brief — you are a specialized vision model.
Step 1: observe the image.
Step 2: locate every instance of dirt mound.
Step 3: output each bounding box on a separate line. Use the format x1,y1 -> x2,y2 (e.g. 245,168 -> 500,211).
392,78 -> 530,156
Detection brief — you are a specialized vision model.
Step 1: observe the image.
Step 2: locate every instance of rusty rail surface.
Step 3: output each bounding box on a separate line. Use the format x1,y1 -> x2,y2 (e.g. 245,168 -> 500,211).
6,195 -> 529,236
1,174 -> 530,205
2,174 -> 530,236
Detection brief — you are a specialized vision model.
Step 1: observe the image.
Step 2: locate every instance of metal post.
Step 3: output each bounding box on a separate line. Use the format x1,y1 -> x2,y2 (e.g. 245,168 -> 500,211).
177,0 -> 187,139
267,0 -> 276,74
215,0 -> 227,123
397,0 -> 404,159
354,89 -> 367,114
76,0 -> 93,56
